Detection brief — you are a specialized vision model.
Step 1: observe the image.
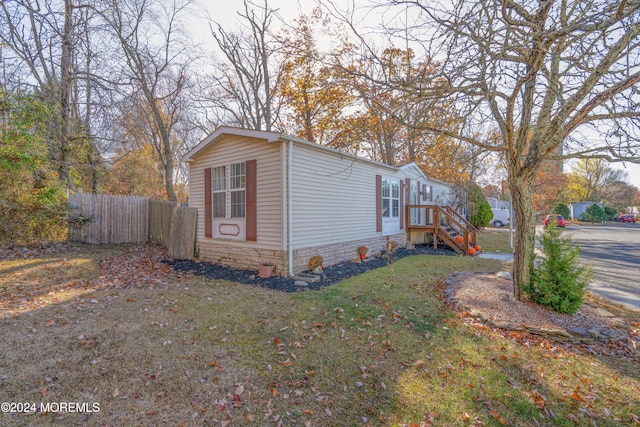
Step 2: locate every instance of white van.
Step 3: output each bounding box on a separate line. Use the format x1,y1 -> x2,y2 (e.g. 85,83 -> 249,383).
491,208 -> 510,228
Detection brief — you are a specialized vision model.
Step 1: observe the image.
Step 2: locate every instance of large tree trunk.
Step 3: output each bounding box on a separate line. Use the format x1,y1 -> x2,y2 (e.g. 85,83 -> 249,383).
59,0 -> 74,189
162,134 -> 177,202
509,173 -> 537,300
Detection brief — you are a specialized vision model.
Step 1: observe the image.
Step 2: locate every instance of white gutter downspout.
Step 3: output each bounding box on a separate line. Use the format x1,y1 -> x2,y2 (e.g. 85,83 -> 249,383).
288,139 -> 294,277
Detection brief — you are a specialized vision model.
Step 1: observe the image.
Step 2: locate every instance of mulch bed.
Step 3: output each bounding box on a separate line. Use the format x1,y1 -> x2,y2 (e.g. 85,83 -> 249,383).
166,245 -> 456,292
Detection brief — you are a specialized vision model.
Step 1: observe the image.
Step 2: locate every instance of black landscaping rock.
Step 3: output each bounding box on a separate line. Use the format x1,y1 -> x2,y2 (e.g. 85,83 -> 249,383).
165,245 -> 456,293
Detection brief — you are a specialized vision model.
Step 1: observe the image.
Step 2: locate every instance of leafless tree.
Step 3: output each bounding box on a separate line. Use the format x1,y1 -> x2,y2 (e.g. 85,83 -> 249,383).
206,0 -> 282,131
326,0 -> 640,299
600,179 -> 638,210
0,0 -> 93,189
97,0 -> 194,202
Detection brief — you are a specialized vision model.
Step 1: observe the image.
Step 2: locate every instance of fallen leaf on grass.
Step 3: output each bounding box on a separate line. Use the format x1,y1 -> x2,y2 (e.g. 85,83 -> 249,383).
231,394 -> 243,407
570,391 -> 587,403
489,410 -> 508,425
531,390 -> 546,409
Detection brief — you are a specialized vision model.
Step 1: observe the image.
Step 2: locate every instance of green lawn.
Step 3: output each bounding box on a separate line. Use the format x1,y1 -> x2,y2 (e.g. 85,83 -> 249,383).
0,241 -> 638,426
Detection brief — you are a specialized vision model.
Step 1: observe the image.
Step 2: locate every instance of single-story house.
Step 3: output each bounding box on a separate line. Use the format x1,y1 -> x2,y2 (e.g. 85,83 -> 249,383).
569,201 -> 605,220
183,127 -> 457,277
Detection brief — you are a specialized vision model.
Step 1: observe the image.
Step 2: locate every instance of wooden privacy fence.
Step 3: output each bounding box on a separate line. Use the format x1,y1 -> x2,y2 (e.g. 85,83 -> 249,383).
149,199 -> 176,248
68,192 -> 149,244
68,192 -> 197,259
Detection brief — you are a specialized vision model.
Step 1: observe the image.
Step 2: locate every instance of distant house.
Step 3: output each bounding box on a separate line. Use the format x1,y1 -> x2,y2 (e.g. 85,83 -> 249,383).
569,201 -> 605,220
183,127 -> 458,276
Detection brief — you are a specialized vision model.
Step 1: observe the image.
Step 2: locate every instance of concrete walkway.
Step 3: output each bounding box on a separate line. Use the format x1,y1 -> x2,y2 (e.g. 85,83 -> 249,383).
478,252 -> 514,261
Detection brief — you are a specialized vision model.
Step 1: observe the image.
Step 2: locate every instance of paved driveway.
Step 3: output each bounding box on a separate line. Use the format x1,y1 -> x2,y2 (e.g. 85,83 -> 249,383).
566,222 -> 640,312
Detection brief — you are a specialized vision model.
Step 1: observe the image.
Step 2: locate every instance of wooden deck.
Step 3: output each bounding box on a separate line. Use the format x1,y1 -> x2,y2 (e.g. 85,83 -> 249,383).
405,205 -> 478,255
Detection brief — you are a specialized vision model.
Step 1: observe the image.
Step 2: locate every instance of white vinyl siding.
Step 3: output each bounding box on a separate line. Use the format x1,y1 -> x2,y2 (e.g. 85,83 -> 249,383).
188,135 -> 283,250
290,143 -> 396,248
399,164 -> 455,206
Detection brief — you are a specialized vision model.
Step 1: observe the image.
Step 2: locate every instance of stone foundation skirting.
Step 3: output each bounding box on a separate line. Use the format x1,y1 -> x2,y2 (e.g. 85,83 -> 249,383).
197,240 -> 285,276
292,233 -> 406,273
197,233 -> 408,278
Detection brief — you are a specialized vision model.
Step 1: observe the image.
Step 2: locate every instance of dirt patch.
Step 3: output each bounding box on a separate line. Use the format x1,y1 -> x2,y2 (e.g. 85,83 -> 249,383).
0,243 -> 179,317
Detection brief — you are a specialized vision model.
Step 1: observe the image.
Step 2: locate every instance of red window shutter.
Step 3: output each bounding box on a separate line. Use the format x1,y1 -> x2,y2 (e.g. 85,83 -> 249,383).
422,184 -> 427,201
416,180 -> 421,223
204,168 -> 212,238
429,185 -> 433,201
400,180 -> 405,230
246,159 -> 257,241
376,175 -> 382,232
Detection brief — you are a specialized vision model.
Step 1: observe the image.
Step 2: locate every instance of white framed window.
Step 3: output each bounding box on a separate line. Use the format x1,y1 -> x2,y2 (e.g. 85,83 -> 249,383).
230,162 -> 246,218
382,178 -> 400,218
382,179 -> 390,217
212,166 -> 226,218
211,162 -> 246,219
391,180 -> 399,217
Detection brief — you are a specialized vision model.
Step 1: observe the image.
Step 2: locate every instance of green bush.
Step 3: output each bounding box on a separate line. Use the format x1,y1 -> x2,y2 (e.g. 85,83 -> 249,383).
467,184 -> 493,228
0,90 -> 68,245
469,200 -> 493,228
582,203 -> 606,223
524,222 -> 592,315
553,203 -> 570,219
604,206 -> 617,220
